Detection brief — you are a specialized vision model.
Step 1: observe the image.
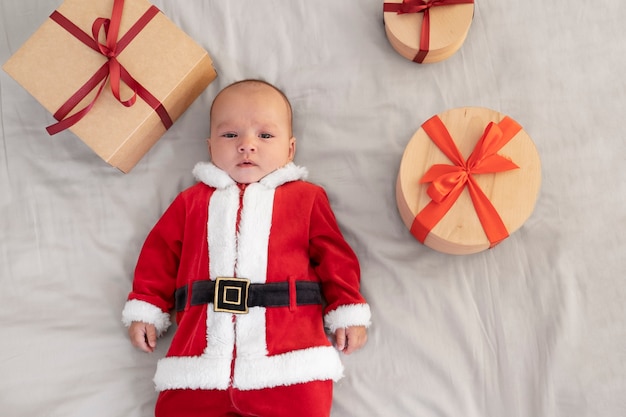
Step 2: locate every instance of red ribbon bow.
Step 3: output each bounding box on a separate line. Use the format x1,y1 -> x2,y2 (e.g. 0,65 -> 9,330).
46,0 -> 172,135
411,115 -> 522,247
383,0 -> 474,63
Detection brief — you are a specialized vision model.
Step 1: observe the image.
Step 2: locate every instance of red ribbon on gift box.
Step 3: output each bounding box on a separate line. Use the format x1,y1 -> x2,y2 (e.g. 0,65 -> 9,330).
46,0 -> 173,135
383,0 -> 474,63
411,115 -> 522,247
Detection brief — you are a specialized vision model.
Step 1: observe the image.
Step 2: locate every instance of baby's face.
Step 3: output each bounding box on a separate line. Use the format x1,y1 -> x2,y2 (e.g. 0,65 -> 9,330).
208,84 -> 295,184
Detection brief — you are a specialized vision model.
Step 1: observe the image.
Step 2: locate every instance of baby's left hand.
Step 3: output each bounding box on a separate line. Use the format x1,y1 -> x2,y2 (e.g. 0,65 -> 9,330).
334,325 -> 368,354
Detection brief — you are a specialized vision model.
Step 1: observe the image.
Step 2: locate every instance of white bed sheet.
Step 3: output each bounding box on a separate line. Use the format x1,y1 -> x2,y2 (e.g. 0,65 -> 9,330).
1,1 -> 625,416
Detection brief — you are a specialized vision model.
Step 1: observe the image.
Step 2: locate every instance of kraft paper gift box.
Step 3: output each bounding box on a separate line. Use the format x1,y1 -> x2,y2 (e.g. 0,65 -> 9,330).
396,107 -> 542,255
383,0 -> 474,64
3,0 -> 217,173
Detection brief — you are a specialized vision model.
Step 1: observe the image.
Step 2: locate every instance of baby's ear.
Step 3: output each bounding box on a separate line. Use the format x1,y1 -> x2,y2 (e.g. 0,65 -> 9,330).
206,138 -> 212,156
289,136 -> 296,161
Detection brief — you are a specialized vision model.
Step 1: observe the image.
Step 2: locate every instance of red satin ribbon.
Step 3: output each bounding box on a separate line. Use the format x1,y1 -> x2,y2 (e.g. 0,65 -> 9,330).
383,0 -> 474,63
46,0 -> 173,135
411,115 -> 522,247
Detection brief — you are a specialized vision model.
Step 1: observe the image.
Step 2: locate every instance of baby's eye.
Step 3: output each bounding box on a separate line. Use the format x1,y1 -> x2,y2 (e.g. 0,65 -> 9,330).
259,133 -> 273,139
221,133 -> 238,138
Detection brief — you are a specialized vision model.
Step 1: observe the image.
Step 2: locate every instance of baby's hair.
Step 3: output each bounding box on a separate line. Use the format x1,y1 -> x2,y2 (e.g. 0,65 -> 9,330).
210,79 -> 293,136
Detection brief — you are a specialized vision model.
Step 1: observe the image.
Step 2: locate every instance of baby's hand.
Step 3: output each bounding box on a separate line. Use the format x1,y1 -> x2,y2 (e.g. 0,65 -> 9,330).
128,321 -> 157,353
334,325 -> 368,355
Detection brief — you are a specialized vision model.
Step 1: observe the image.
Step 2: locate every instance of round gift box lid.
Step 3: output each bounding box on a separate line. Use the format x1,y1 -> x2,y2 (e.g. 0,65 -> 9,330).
383,0 -> 474,63
396,107 -> 542,255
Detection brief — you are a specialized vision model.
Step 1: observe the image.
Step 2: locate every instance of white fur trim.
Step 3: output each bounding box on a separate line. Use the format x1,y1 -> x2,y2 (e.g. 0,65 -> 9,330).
193,162 -> 235,189
236,308 -> 268,357
154,355 -> 232,391
236,182 -> 273,284
193,161 -> 307,190
205,309 -> 235,358
233,346 -> 344,390
153,345 -> 343,391
259,162 -> 308,188
121,299 -> 171,336
324,303 -> 372,333
208,185 -> 239,279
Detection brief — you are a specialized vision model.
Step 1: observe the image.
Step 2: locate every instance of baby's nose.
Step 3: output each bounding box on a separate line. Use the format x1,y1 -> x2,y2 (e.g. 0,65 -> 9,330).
238,137 -> 257,152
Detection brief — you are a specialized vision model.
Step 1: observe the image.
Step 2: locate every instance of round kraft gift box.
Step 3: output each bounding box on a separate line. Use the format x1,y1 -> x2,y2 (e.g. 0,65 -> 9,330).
396,107 -> 541,255
383,0 -> 475,64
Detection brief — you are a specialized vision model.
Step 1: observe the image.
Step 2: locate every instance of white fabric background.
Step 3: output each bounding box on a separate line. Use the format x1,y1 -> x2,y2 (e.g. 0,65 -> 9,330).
1,1 -> 624,416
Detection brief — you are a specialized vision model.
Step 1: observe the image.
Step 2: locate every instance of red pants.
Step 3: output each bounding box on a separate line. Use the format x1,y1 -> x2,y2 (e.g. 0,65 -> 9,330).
155,380 -> 333,417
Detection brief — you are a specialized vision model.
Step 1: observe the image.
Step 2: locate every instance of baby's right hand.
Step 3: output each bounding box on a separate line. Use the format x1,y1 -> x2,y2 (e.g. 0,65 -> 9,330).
128,321 -> 157,353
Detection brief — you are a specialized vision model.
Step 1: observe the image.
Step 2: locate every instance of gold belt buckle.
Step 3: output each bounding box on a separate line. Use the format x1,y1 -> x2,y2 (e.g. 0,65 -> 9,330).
214,277 -> 251,314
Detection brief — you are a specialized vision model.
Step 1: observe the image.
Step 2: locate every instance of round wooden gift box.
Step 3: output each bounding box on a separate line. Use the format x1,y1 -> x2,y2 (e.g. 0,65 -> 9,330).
396,107 -> 541,255
383,0 -> 475,64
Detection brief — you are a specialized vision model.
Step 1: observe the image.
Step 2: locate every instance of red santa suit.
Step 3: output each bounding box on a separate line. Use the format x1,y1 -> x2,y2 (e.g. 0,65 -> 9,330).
122,162 -> 371,416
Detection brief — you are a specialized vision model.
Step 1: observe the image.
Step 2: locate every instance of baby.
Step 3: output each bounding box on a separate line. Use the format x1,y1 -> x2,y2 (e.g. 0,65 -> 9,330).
123,79 -> 371,417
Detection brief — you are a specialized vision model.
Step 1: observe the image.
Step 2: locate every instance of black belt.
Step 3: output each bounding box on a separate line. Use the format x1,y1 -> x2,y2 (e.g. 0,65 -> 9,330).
175,277 -> 322,314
